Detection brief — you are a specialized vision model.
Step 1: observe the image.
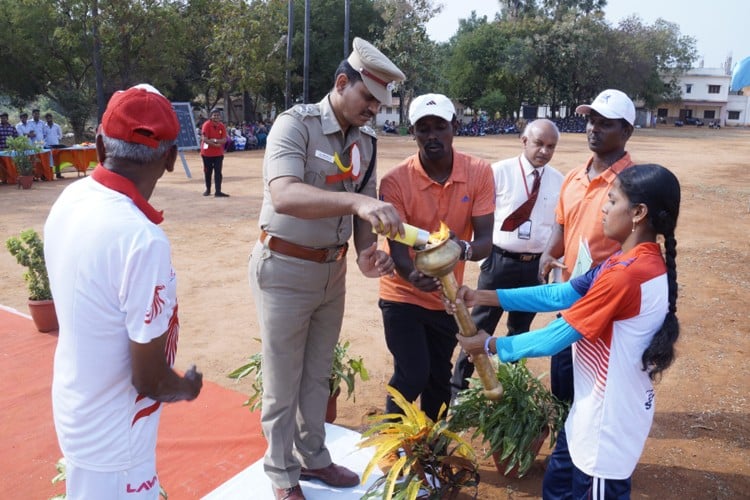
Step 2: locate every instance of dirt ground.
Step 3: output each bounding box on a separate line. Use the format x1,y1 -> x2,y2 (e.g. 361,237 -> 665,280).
1,127 -> 748,498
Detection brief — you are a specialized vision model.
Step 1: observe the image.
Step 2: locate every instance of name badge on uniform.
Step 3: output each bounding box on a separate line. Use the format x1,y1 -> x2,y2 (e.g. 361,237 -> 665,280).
518,220 -> 532,240
315,150 -> 335,163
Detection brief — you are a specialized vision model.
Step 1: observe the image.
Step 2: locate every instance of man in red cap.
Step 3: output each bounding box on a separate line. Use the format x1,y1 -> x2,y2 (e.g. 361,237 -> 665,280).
44,84 -> 203,499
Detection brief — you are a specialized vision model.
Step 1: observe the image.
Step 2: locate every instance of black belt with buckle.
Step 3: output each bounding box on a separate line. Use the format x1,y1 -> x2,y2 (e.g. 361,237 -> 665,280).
495,246 -> 541,262
260,230 -> 348,263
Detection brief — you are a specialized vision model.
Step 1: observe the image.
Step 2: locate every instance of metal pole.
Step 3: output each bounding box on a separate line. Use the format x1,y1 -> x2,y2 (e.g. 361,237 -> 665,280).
91,0 -> 105,123
344,0 -> 350,58
303,0 -> 310,103
285,0 -> 293,110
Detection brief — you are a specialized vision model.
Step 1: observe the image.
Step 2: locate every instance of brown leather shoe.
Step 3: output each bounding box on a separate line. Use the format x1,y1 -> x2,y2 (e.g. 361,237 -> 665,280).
273,484 -> 305,500
299,463 -> 359,488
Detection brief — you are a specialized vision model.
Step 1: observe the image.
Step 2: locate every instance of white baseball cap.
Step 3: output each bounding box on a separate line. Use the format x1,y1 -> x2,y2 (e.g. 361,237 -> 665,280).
409,93 -> 456,124
575,89 -> 635,126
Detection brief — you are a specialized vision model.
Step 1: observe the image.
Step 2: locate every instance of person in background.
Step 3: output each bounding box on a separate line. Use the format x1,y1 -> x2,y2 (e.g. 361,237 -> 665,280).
255,120 -> 268,149
16,112 -> 34,139
29,109 -> 45,146
378,93 -> 495,424
0,111 -> 18,149
200,109 -> 229,197
539,89 -> 636,408
248,37 -> 405,500
450,163 -> 681,500
44,83 -> 203,500
451,118 -> 563,400
43,113 -> 66,179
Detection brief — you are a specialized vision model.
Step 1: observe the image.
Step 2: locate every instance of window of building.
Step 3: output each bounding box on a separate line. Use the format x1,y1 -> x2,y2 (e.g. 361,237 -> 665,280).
728,111 -> 740,120
685,84 -> 692,94
386,107 -> 393,114
657,108 -> 668,117
708,85 -> 720,94
703,110 -> 715,119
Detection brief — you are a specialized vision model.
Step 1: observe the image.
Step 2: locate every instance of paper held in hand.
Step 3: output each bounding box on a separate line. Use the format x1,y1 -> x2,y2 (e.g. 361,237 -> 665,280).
571,236 -> 593,279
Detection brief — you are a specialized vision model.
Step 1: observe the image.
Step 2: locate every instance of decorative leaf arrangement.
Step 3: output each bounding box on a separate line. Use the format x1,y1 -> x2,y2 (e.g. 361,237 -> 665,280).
228,338 -> 369,411
5,135 -> 43,176
358,386 -> 479,500
448,359 -> 568,478
6,228 -> 52,301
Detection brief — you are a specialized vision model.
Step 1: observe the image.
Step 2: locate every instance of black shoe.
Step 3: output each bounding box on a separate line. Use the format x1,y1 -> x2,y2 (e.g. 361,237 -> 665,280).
56,174 -> 65,179
215,192 -> 230,197
203,190 -> 210,196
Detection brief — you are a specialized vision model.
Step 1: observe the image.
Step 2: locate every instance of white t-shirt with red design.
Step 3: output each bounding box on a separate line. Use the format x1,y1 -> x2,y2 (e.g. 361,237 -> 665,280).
562,242 -> 668,479
45,170 -> 179,471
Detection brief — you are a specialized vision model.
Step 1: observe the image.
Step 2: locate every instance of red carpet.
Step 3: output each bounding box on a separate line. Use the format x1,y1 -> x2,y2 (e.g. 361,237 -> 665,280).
0,306 -> 265,499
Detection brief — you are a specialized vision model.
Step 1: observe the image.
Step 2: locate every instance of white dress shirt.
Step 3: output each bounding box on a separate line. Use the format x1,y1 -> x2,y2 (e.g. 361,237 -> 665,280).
43,122 -> 63,147
491,154 -> 564,254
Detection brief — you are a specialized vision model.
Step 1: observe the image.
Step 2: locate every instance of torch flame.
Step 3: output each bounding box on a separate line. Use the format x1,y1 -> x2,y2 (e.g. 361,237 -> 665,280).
427,221 -> 451,245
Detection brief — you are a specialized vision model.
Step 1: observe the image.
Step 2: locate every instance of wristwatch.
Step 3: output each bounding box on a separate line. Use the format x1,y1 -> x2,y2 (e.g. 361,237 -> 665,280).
460,240 -> 473,261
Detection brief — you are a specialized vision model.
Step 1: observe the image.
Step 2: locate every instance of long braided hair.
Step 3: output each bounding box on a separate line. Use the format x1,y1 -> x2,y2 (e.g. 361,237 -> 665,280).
617,164 -> 680,381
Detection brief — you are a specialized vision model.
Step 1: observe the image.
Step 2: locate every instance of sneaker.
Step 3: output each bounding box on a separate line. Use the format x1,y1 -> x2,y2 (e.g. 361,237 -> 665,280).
203,190 -> 210,196
56,174 -> 65,179
215,192 -> 230,197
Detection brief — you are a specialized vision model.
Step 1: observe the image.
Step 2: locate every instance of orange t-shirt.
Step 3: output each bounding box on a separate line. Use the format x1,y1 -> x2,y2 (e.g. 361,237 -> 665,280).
555,153 -> 634,281
378,151 -> 495,310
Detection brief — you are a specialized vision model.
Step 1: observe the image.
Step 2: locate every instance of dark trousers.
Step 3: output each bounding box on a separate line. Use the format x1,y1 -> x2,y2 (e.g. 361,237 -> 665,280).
48,145 -> 67,175
202,155 -> 224,193
450,247 -> 540,399
380,299 -> 459,421
551,345 -> 574,404
543,428 -> 632,499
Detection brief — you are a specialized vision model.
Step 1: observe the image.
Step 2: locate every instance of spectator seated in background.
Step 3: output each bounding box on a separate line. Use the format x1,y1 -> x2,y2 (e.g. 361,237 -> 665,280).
245,128 -> 258,150
255,121 -> 268,149
383,120 -> 398,134
232,128 -> 247,150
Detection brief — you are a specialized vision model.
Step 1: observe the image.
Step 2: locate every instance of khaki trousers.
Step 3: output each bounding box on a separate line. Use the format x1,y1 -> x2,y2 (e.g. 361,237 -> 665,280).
248,241 -> 346,488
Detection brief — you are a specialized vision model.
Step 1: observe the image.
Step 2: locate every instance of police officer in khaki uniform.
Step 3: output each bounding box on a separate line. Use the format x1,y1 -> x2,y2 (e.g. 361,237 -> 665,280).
248,38 -> 406,500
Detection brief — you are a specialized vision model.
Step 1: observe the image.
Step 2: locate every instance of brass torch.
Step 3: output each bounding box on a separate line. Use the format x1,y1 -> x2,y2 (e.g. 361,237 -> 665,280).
413,236 -> 504,401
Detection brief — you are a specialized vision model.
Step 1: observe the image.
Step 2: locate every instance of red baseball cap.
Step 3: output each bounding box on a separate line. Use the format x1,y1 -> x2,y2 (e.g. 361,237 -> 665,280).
101,84 -> 179,148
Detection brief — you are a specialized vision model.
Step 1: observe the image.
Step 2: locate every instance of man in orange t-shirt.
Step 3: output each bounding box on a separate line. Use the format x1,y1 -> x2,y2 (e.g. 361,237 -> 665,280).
200,109 -> 229,197
539,89 -> 636,422
378,94 -> 495,421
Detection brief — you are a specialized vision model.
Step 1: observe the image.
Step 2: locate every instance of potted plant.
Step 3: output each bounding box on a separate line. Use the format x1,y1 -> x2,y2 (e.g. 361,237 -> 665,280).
5,135 -> 43,189
448,359 -> 568,479
357,386 -> 479,499
5,228 -> 58,333
228,339 -> 369,423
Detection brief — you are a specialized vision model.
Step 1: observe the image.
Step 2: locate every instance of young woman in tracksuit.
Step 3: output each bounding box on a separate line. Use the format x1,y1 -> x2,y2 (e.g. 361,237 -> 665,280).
450,164 -> 681,499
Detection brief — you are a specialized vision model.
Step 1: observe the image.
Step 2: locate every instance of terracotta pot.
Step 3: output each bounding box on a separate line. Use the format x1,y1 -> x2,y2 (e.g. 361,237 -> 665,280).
17,175 -> 34,189
325,387 -> 341,424
28,299 -> 59,333
492,425 -> 550,479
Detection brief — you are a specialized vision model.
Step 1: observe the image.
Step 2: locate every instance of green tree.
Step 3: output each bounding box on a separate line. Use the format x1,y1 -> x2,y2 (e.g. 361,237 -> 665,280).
287,0 -> 385,104
206,0 -> 288,121
374,0 -> 443,124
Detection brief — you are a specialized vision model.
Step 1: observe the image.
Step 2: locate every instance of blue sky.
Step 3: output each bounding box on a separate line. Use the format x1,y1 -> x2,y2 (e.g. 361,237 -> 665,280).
425,0 -> 750,69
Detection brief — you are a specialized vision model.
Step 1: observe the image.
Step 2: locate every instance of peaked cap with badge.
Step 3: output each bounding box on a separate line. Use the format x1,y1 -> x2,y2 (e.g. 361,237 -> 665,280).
347,37 -> 405,106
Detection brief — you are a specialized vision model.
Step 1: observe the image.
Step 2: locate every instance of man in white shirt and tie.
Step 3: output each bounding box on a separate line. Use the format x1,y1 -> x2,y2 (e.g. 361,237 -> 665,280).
451,118 -> 563,399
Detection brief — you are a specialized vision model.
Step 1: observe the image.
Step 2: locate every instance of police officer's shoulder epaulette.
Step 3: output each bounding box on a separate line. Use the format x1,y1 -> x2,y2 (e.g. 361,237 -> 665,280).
288,103 -> 321,119
360,124 -> 377,138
